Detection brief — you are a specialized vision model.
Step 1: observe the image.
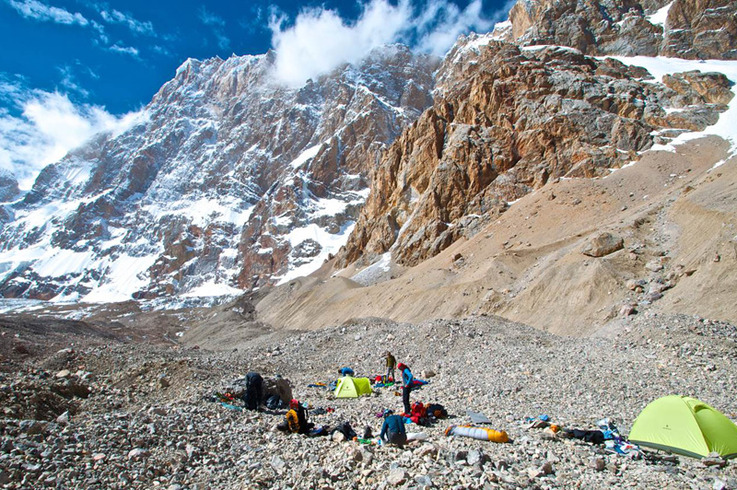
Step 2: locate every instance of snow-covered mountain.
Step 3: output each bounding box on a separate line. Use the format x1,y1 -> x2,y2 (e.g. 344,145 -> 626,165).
0,45 -> 438,302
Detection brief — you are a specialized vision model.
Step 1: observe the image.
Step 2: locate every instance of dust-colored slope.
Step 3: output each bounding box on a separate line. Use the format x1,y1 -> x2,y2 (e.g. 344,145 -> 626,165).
255,136 -> 737,336
657,154 -> 737,320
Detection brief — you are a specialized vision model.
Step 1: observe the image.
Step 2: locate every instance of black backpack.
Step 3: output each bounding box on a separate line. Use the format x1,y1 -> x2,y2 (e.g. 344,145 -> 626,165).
296,404 -> 308,432
332,421 -> 357,440
426,403 -> 448,419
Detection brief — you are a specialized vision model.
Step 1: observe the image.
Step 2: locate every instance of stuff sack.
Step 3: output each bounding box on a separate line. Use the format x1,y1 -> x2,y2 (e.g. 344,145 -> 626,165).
265,395 -> 284,410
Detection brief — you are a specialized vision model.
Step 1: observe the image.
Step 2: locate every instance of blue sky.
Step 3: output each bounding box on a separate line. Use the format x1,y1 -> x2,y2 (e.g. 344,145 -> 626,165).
0,0 -> 513,190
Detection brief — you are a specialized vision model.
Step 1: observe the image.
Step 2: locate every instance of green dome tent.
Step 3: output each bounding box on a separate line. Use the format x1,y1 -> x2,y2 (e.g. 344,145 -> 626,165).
334,376 -> 372,398
628,395 -> 737,459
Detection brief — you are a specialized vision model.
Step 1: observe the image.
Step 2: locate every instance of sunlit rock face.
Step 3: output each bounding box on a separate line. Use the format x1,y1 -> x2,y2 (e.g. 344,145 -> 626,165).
335,30 -> 732,268
495,0 -> 737,60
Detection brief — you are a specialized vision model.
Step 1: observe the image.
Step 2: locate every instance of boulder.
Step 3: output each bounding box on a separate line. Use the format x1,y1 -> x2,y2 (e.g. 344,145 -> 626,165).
582,233 -> 624,257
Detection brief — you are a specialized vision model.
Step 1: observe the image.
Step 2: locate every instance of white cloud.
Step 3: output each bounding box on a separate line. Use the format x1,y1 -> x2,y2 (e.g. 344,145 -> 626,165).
269,0 -> 413,87
90,19 -> 109,44
6,0 -> 88,26
108,43 -> 140,57
416,0 -> 494,55
99,7 -> 154,35
0,84 -> 146,190
269,0 -> 496,87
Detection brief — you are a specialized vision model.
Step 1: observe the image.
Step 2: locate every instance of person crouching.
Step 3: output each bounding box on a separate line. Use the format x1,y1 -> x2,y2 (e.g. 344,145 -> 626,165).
277,399 -> 302,433
380,414 -> 407,448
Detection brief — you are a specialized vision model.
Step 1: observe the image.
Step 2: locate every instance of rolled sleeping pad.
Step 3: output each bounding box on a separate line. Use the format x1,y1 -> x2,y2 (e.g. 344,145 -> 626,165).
445,425 -> 509,443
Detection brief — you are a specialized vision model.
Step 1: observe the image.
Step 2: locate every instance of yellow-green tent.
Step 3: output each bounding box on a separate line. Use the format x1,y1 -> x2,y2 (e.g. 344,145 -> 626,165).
628,395 -> 737,459
334,376 -> 372,398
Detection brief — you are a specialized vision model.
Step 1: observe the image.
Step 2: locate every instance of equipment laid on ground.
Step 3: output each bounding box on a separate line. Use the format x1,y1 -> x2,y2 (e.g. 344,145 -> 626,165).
445,424 -> 509,443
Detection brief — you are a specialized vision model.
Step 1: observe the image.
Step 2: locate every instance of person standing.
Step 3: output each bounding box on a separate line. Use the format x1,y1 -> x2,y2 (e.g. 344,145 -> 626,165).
380,414 -> 407,448
397,362 -> 414,415
385,351 -> 396,383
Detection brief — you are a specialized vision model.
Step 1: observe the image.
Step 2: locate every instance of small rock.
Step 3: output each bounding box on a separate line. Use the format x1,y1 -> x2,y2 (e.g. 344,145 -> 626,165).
128,448 -> 150,461
713,477 -> 727,490
56,369 -> 71,379
332,432 -> 346,443
645,259 -> 664,272
541,428 -> 558,440
19,420 -> 46,435
416,444 -> 438,458
591,457 -> 606,472
92,453 -> 106,462
415,474 -> 433,487
185,444 -> 197,459
360,449 -> 373,465
703,453 -> 727,468
620,304 -> 637,316
270,455 -> 286,474
467,450 -> 481,466
56,411 -> 70,424
581,232 -> 624,257
387,468 -> 407,486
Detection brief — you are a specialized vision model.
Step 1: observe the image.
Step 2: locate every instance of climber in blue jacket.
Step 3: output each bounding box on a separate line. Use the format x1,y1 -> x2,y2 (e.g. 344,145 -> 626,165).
380,414 -> 407,447
398,362 -> 414,414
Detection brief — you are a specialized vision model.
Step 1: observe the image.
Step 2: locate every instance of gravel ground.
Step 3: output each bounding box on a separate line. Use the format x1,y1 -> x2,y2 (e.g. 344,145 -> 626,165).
1,311 -> 736,489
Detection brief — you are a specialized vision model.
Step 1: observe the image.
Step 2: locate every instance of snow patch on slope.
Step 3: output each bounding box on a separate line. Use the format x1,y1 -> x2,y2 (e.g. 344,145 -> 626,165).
275,222 -> 356,285
609,57 -> 737,156
647,2 -> 673,27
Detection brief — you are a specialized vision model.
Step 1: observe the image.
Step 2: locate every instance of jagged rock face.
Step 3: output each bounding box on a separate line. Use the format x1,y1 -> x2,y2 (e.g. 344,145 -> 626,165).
0,46 -> 438,300
336,39 -> 732,268
498,0 -> 737,60
662,0 -> 737,59
0,172 -> 19,203
0,172 -> 19,224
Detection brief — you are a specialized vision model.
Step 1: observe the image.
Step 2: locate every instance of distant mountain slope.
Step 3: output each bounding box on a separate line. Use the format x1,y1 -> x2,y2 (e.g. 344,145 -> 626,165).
255,0 -> 737,334
257,136 -> 737,335
0,46 -> 438,302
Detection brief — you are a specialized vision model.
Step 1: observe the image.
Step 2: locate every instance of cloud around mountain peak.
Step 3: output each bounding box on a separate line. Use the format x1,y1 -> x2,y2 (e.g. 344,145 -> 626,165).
268,0 -> 498,87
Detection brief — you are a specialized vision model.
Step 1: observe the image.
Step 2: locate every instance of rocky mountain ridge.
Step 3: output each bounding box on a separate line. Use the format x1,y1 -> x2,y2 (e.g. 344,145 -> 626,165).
0,46 -> 438,301
495,0 -> 737,60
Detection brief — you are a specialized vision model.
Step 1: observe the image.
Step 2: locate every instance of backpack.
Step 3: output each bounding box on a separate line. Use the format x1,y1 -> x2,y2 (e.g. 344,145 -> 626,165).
332,421 -> 357,440
409,402 -> 430,426
426,403 -> 448,419
296,404 -> 310,433
411,402 -> 427,418
265,395 -> 284,410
